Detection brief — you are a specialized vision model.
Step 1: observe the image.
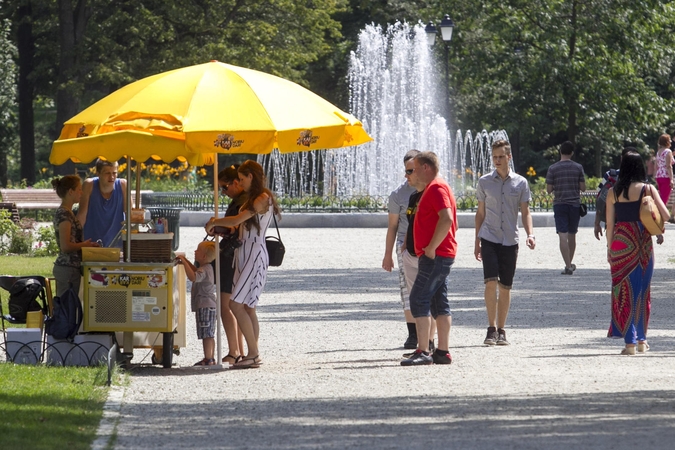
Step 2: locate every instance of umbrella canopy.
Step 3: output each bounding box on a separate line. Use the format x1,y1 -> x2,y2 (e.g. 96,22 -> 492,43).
50,130 -> 213,166
57,60 -> 371,155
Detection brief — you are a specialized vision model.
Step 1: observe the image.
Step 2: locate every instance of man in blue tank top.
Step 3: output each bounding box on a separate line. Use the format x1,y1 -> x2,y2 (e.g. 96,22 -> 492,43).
77,159 -> 128,248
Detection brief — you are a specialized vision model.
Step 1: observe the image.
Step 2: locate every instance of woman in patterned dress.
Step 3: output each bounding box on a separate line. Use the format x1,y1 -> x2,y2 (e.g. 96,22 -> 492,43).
51,175 -> 99,297
605,151 -> 669,355
206,160 -> 280,368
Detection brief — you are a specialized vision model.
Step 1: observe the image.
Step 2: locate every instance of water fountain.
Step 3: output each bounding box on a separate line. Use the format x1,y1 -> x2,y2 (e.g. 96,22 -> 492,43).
259,22 -> 506,198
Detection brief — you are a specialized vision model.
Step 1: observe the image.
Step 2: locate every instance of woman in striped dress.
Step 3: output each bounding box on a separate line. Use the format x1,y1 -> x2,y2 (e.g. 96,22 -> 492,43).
206,160 -> 280,368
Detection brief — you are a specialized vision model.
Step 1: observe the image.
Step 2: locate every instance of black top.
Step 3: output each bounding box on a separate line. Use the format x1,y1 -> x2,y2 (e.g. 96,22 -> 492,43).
614,186 -> 642,223
405,190 -> 424,256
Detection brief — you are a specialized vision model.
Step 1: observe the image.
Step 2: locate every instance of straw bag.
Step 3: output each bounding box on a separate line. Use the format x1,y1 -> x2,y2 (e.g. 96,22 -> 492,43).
639,185 -> 664,236
266,215 -> 285,267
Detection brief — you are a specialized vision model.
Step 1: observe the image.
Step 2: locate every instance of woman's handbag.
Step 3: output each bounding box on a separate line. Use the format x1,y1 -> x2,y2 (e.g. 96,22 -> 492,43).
266,214 -> 285,266
640,186 -> 665,236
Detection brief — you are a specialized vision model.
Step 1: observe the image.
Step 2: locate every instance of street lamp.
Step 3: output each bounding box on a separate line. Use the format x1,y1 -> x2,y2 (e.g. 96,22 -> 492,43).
425,14 -> 455,120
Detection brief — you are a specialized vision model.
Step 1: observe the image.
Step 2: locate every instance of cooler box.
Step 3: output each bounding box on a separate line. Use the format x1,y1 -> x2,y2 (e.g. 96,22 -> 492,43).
46,334 -> 112,366
5,328 -> 42,364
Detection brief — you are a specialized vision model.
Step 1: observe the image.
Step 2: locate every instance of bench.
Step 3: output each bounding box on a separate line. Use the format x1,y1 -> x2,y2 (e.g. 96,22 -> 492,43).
0,189 -> 61,210
0,188 -> 154,211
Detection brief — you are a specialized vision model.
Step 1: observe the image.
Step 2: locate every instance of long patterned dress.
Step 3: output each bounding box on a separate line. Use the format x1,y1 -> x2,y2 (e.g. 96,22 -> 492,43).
608,192 -> 653,345
231,199 -> 274,308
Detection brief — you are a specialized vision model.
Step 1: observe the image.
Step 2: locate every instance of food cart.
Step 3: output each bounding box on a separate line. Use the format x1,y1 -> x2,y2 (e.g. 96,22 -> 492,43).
81,234 -> 186,368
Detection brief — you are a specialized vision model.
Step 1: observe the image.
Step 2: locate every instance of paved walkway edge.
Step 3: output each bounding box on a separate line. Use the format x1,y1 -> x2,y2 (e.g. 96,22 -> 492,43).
91,384 -> 125,450
180,211 -> 598,228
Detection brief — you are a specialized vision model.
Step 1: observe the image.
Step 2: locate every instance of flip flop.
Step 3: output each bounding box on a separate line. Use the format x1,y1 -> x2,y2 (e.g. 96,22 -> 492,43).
222,354 -> 242,366
232,355 -> 262,369
193,358 -> 216,366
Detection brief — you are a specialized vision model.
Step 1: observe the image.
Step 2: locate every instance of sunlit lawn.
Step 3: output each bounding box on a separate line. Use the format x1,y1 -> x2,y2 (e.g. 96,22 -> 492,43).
0,364 -> 108,450
0,256 -> 113,449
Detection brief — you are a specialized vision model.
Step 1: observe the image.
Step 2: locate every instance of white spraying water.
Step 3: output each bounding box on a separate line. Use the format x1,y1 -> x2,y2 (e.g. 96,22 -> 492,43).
260,22 -> 506,198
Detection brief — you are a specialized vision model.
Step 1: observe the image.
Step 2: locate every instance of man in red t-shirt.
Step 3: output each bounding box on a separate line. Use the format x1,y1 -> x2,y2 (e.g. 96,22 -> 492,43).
401,152 -> 457,366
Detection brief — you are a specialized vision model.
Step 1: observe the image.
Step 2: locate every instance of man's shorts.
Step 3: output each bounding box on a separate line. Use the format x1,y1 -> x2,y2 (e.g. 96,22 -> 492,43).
480,239 -> 518,289
553,203 -> 581,234
195,307 -> 217,339
409,255 -> 454,319
401,250 -> 419,296
395,242 -> 410,311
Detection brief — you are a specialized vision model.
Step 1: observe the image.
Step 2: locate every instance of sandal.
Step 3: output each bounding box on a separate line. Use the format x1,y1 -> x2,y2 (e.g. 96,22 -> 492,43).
232,355 -> 262,369
194,358 -> 216,366
222,354 -> 242,365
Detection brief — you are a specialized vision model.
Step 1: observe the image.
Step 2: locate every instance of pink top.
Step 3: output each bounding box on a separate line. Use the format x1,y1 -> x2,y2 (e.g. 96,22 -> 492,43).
655,148 -> 673,179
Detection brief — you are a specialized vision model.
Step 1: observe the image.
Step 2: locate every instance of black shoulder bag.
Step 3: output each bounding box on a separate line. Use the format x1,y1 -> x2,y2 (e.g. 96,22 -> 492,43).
266,214 -> 285,267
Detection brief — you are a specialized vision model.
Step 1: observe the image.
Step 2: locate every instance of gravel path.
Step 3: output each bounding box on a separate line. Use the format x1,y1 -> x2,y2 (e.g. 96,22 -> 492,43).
111,225 -> 675,449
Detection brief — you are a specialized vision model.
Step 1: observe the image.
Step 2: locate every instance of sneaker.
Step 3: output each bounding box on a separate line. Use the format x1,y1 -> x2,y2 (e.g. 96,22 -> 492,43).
403,335 -> 418,349
496,328 -> 510,346
402,341 -> 435,359
432,350 -> 453,365
483,327 -> 498,346
400,349 -> 433,366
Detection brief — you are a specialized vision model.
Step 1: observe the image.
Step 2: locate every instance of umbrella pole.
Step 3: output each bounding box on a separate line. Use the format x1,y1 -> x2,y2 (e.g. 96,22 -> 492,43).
125,157 -> 132,260
213,158 -> 222,367
135,160 -> 141,209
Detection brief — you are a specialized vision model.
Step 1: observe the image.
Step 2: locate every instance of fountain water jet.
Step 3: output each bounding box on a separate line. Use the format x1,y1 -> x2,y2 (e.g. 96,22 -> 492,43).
259,22 -> 507,198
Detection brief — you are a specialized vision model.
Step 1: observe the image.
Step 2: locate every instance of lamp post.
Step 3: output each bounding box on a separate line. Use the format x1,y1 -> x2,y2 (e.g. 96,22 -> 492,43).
425,14 -> 455,121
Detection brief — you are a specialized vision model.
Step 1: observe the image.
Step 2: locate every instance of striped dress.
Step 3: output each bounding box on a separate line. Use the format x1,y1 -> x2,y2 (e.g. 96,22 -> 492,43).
231,199 -> 274,308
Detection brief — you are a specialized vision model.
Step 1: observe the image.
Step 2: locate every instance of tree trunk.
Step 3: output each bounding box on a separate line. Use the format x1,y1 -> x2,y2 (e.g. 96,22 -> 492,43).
17,1 -> 35,185
53,0 -> 89,176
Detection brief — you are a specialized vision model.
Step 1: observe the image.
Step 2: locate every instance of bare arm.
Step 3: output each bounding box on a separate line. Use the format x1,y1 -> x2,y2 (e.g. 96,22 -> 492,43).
120,179 -> 132,212
520,202 -> 536,249
206,193 -> 269,232
423,208 -> 452,259
58,220 -> 96,252
474,201 -> 486,261
647,184 -> 670,223
76,179 -> 93,227
176,255 -> 197,282
579,179 -> 586,192
546,184 -> 553,194
605,188 -> 615,247
382,213 -> 399,272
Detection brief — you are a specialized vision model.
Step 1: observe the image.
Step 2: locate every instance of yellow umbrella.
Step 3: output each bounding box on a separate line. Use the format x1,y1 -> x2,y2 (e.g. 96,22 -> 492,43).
49,130 -> 213,166
57,60 -> 372,155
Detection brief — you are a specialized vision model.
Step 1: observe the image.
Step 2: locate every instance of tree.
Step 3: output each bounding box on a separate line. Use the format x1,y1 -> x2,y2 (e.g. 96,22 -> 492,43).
437,0 -> 675,175
0,17 -> 17,187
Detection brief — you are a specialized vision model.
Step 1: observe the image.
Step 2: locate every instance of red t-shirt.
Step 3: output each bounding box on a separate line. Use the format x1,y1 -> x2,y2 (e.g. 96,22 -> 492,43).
413,178 -> 457,258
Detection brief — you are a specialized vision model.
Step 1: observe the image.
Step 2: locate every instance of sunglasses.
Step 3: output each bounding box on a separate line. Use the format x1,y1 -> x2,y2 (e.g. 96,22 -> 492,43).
220,183 -> 230,192
405,169 -> 414,175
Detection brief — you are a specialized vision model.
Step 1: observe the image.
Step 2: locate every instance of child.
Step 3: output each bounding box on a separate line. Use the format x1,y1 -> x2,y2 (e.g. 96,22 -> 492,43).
176,241 -> 217,366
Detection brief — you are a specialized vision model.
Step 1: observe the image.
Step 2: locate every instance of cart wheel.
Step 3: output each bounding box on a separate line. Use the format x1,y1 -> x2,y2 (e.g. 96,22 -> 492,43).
162,332 -> 174,368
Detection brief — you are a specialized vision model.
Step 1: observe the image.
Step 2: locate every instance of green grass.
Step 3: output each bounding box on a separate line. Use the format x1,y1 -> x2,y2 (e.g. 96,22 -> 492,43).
0,364 -> 109,450
0,256 -> 120,448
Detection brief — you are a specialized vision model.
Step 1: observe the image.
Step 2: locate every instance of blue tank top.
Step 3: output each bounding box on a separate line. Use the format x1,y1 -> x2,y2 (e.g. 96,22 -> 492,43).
83,178 -> 125,247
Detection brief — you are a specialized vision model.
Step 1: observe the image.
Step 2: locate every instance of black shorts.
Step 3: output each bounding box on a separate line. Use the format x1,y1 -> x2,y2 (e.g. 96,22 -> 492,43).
212,253 -> 235,294
480,239 -> 518,288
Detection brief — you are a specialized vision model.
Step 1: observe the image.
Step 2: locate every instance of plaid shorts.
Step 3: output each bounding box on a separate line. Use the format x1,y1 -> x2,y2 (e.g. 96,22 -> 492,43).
195,307 -> 217,339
